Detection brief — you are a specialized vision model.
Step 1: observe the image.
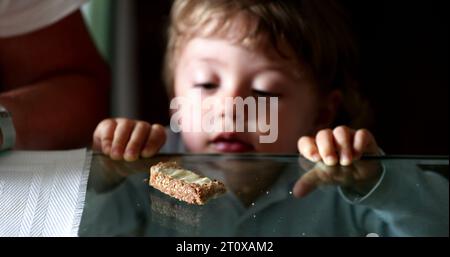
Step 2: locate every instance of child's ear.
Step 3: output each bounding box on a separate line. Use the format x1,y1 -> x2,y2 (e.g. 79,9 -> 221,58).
314,90 -> 342,130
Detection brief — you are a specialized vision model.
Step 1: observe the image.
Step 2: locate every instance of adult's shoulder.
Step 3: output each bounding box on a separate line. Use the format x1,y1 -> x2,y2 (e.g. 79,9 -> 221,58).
0,0 -> 87,38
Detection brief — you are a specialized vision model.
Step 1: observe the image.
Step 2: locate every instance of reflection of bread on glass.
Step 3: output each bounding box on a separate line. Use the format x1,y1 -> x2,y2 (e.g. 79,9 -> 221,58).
149,162 -> 226,205
149,193 -> 202,234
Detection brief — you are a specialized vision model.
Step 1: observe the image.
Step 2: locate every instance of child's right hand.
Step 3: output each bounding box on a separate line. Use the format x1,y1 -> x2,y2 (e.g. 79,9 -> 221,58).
93,118 -> 166,162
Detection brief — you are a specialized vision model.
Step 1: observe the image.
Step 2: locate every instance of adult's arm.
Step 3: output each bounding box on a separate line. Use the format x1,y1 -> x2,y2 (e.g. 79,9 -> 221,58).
0,10 -> 110,150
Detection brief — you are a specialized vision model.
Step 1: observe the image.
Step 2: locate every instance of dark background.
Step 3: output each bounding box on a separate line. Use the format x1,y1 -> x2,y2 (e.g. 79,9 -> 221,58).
131,0 -> 448,155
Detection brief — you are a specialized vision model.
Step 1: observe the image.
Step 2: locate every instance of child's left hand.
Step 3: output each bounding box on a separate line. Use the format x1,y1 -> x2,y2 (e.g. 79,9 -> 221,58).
295,126 -> 382,198
297,126 -> 380,166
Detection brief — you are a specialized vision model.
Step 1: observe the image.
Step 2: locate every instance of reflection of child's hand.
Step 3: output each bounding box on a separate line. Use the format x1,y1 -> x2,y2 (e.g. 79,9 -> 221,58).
298,126 -> 380,166
293,159 -> 383,198
93,118 -> 166,162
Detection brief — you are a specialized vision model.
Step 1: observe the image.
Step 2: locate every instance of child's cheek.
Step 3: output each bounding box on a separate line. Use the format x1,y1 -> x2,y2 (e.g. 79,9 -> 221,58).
172,89 -> 211,153
180,101 -> 208,133
255,109 -> 311,153
181,131 -> 208,153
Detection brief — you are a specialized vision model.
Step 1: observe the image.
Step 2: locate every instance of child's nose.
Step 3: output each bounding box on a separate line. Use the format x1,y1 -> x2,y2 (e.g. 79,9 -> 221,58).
213,86 -> 253,123
216,86 -> 248,109
221,85 -> 249,98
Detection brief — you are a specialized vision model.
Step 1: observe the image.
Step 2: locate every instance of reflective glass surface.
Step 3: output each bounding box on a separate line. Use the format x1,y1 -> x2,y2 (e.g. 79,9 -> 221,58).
79,153 -> 448,237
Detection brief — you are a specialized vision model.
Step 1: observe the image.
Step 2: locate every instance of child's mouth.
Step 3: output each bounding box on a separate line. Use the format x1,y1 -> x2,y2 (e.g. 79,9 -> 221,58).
210,133 -> 255,153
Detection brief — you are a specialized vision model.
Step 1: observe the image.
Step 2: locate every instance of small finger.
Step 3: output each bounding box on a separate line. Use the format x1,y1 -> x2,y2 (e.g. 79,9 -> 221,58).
111,119 -> 135,160
333,126 -> 355,166
298,136 -> 321,162
141,124 -> 167,158
124,122 -> 151,162
316,129 -> 338,166
353,129 -> 379,159
93,119 -> 117,155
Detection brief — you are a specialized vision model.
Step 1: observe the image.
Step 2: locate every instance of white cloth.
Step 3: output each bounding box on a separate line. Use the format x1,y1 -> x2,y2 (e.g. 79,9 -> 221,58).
0,0 -> 87,37
0,148 -> 91,237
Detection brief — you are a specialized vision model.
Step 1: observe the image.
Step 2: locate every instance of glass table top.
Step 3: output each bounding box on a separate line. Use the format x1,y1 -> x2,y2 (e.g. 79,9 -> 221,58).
78,153 -> 449,237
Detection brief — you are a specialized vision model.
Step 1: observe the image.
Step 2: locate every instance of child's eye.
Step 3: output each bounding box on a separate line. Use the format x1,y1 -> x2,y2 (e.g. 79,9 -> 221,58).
194,83 -> 219,90
252,89 -> 281,98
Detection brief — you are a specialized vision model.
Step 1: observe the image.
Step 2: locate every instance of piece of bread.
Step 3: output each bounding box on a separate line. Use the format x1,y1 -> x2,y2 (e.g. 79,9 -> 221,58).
149,161 -> 226,205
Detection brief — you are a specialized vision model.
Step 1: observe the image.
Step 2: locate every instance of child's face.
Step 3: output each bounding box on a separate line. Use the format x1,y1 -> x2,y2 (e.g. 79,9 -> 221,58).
173,36 -> 325,154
